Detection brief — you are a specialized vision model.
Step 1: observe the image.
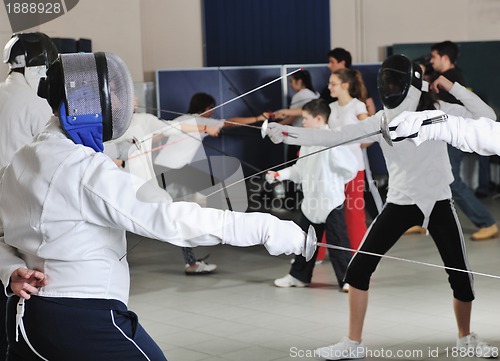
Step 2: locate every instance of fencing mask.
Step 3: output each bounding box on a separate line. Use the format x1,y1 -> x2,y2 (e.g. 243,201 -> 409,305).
378,54 -> 429,121
3,32 -> 58,92
38,52 -> 134,152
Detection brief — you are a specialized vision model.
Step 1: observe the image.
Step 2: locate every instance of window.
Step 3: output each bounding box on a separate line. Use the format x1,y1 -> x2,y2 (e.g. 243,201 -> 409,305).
203,0 -> 330,66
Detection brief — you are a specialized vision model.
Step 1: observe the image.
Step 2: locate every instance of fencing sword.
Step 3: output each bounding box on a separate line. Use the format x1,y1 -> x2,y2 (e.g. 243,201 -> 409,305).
261,113 -> 449,146
199,68 -> 302,117
202,112 -> 449,200
311,242 -> 500,280
130,67 -> 304,148
220,68 -> 262,117
136,107 -> 266,134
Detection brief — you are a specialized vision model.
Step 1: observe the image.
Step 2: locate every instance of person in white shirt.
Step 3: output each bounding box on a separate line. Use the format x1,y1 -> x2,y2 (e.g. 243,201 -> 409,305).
273,70 -> 319,127
0,52 -> 308,361
265,54 -> 495,360
269,99 -> 357,290
0,31 -> 58,361
328,68 -> 372,251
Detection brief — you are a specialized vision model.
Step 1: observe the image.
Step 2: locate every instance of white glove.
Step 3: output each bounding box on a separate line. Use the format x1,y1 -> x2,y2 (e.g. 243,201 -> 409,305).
388,110 -> 446,146
266,123 -> 288,144
222,211 -> 305,256
265,171 -> 279,184
263,217 -> 306,256
266,169 -> 291,183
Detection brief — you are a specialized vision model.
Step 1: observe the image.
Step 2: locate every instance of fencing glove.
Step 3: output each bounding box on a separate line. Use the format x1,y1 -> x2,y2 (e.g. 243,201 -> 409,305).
222,211 -> 306,256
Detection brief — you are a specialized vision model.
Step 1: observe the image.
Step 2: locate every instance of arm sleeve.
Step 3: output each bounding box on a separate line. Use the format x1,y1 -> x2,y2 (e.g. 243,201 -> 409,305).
79,156 -> 305,255
354,100 -> 368,116
103,141 -> 130,161
446,82 -> 497,120
30,100 -> 53,137
276,163 -> 301,183
0,167 -> 27,293
0,235 -> 26,296
426,115 -> 500,156
274,113 -> 382,147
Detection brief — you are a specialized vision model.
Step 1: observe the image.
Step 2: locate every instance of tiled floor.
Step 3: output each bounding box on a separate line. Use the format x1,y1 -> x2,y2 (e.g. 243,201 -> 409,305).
127,195 -> 500,361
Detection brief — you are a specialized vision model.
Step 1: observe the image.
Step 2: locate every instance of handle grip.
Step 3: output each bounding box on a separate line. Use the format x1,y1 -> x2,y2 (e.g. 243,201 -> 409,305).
389,114 -> 448,142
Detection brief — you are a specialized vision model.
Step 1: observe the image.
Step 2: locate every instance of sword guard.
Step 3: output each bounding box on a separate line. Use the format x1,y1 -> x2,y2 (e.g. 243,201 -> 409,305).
261,119 -> 268,139
303,225 -> 317,262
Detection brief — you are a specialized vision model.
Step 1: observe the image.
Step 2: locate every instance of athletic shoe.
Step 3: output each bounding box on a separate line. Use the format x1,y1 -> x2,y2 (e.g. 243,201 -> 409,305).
185,260 -> 217,275
456,332 -> 498,358
315,337 -> 366,360
471,224 -> 499,241
274,274 -> 309,288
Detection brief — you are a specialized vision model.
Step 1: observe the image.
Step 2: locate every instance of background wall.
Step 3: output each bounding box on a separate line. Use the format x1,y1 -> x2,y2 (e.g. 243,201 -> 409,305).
0,0 -> 143,80
2,0 -> 500,82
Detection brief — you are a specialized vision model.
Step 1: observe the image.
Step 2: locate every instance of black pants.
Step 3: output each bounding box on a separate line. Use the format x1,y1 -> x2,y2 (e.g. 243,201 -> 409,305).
0,283 -> 6,361
290,206 -> 352,287
6,296 -> 167,361
345,200 -> 475,302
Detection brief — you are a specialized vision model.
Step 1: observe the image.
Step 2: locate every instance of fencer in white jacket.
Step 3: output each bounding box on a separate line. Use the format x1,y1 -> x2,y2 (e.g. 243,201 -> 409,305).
268,126 -> 357,224
0,52 -> 308,361
0,31 -> 59,359
0,116 -> 306,303
266,55 -> 496,360
268,99 -> 357,290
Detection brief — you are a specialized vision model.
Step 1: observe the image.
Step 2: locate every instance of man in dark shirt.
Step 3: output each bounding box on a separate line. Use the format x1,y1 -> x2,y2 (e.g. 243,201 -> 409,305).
430,41 -> 465,105
430,40 -> 498,241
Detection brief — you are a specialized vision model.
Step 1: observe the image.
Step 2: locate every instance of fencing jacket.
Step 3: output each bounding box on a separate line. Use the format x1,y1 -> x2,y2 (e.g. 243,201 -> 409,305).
0,72 -> 53,168
0,118 -> 301,305
277,132 -> 358,223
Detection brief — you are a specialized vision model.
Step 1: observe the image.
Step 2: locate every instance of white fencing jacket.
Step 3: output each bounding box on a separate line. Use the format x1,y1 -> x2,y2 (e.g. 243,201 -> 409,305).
0,72 -> 53,168
277,137 -> 358,223
0,118 -> 303,305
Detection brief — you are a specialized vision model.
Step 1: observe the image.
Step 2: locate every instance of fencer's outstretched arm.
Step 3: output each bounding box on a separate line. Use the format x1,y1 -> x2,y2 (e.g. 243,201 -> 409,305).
266,112 -> 382,146
82,156 -> 307,256
389,110 -> 500,156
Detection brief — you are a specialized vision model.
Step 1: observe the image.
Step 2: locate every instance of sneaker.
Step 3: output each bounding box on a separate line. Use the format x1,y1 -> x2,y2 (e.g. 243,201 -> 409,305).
315,337 -> 366,360
456,332 -> 497,358
185,260 -> 217,275
341,283 -> 350,293
274,274 -> 309,288
471,224 -> 499,241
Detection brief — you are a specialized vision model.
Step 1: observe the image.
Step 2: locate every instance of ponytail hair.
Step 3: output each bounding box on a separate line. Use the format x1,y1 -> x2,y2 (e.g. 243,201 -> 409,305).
417,91 -> 439,111
290,70 -> 315,93
333,68 -> 367,102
